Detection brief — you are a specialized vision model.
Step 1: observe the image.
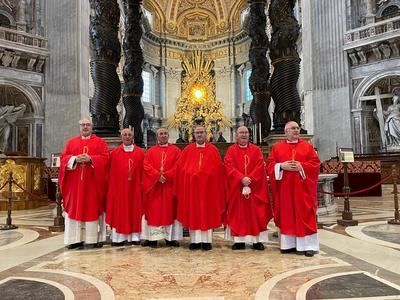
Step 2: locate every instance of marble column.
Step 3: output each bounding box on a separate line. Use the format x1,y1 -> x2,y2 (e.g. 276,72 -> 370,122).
164,66 -> 181,141
16,0 -> 27,31
365,0 -> 375,24
301,0 -> 351,160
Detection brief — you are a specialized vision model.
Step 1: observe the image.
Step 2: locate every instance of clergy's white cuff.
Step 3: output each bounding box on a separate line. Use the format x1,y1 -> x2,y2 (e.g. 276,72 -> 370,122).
299,165 -> 306,180
67,156 -> 77,170
275,163 -> 283,180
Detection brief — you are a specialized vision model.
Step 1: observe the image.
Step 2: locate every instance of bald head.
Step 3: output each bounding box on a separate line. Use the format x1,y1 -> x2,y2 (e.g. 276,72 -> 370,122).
121,128 -> 134,146
284,121 -> 300,141
236,126 -> 249,145
79,117 -> 93,137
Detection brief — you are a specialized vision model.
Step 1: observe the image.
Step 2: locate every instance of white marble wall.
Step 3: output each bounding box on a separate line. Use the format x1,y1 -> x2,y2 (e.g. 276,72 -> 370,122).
44,1 -> 90,161
163,59 -> 182,142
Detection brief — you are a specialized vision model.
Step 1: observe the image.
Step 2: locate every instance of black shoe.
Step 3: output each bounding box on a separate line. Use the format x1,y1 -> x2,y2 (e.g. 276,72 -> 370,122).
296,251 -> 305,256
305,250 -> 315,257
149,241 -> 158,248
166,240 -> 180,247
111,241 -> 125,247
252,242 -> 265,251
280,248 -> 296,254
189,243 -> 201,250
130,241 -> 141,246
84,243 -> 103,249
202,243 -> 212,251
231,243 -> 245,250
65,242 -> 83,250
141,240 -> 150,247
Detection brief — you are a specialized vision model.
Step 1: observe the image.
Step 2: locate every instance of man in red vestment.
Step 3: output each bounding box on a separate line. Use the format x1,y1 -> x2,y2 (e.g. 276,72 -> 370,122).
59,117 -> 109,249
141,128 -> 182,248
175,125 -> 225,251
224,126 -> 272,250
266,121 -> 320,257
106,128 -> 144,246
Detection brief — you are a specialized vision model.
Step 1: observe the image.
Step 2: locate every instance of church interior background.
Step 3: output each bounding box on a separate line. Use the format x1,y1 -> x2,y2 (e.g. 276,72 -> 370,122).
1,0 -> 400,299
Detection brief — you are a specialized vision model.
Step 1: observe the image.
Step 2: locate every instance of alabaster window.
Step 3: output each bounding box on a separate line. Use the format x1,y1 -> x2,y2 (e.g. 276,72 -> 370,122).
240,7 -> 250,28
244,69 -> 253,102
143,7 -> 152,27
142,70 -> 152,103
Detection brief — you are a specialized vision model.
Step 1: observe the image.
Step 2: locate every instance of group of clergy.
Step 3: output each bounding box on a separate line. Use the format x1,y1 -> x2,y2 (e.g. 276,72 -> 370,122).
59,117 -> 320,257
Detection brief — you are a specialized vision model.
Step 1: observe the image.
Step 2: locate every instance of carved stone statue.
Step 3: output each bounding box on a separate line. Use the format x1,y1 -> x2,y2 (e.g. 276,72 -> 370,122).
0,104 -> 26,153
384,88 -> 400,149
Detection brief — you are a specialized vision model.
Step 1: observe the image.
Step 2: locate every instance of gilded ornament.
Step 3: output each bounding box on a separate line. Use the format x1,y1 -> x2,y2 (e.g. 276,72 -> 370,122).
33,165 -> 41,191
168,50 -> 231,142
0,159 -> 26,192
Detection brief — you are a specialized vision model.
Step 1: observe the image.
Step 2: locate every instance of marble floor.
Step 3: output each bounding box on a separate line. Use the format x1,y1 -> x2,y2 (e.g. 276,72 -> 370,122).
1,185 -> 400,299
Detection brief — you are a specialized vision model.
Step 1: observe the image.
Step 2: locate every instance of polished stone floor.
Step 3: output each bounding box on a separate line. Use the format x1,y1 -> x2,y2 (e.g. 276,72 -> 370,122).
1,184 -> 400,299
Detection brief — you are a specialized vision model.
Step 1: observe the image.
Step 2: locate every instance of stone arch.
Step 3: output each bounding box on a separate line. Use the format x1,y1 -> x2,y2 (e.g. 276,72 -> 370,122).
228,0 -> 248,31
0,79 -> 44,155
0,79 -> 43,117
176,8 -> 218,26
376,0 -> 400,18
0,9 -> 16,26
167,0 -> 227,25
353,70 -> 400,109
143,0 -> 166,29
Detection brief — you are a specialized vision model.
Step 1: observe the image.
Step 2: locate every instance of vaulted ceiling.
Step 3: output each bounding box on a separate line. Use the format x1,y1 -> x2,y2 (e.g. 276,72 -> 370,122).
143,0 -> 248,41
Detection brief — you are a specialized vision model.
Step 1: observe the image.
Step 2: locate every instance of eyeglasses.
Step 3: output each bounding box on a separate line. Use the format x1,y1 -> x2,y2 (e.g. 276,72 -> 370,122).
80,123 -> 92,127
194,131 -> 205,134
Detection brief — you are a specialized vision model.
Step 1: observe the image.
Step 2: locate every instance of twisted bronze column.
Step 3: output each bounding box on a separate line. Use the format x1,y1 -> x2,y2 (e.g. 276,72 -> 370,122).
269,0 -> 302,133
122,0 -> 145,146
89,0 -> 121,136
248,0 -> 271,141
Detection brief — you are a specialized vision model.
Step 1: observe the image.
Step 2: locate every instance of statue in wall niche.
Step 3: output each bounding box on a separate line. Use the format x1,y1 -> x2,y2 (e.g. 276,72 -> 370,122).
217,132 -> 226,143
384,88 -> 400,148
0,104 -> 26,153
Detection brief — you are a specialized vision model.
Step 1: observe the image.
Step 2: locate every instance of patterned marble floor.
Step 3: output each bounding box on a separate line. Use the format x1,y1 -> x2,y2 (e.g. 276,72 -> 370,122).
1,185 -> 400,299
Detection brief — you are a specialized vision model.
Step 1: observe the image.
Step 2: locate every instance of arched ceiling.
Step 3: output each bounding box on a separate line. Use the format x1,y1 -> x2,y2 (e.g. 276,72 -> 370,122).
143,0 -> 248,41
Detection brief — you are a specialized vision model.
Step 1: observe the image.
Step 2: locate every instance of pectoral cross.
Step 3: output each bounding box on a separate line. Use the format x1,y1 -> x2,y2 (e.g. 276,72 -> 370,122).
198,152 -> 204,170
160,152 -> 167,174
244,154 -> 249,176
128,159 -> 133,181
80,146 -> 88,180
291,149 -> 296,162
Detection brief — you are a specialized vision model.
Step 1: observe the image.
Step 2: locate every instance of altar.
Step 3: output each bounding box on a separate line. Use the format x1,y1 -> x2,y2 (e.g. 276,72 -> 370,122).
0,157 -> 48,210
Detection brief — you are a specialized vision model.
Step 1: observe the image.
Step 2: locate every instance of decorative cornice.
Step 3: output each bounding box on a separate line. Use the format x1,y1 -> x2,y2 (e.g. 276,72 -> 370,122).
142,28 -> 249,51
0,47 -> 46,73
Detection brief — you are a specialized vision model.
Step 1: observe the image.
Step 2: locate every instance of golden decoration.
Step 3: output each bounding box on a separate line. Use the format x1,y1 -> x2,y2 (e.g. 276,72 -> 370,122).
168,50 -> 231,141
33,165 -> 41,191
0,159 -> 26,192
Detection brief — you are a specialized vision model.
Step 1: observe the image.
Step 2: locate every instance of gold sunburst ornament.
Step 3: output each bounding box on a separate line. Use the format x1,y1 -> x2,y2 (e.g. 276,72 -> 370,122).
168,50 -> 231,141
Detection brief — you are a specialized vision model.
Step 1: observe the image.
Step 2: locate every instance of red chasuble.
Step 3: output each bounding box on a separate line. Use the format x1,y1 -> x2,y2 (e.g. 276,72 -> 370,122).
174,142 -> 225,231
224,143 -> 272,236
59,134 -> 109,222
266,139 -> 320,237
142,144 -> 181,226
106,145 -> 144,235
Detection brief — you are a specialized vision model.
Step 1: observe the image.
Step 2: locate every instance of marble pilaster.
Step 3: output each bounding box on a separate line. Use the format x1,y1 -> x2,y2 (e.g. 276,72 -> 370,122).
301,0 -> 352,160
44,1 -> 90,161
